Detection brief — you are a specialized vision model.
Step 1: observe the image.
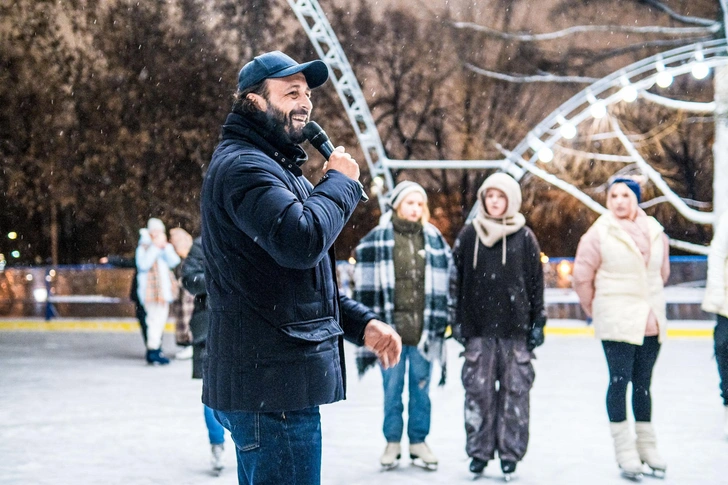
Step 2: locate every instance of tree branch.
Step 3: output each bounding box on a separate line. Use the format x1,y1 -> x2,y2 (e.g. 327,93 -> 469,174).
640,90 -> 716,113
452,21 -> 719,41
610,116 -> 714,224
464,63 -> 599,84
642,0 -> 718,27
569,37 -> 712,69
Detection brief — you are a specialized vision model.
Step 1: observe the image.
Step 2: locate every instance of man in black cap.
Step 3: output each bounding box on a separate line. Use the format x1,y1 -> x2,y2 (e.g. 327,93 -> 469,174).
201,51 -> 402,484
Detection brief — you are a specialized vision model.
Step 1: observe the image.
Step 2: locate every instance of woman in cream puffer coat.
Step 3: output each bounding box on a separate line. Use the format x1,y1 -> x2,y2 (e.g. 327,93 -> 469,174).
573,178 -> 669,480
701,210 -> 728,436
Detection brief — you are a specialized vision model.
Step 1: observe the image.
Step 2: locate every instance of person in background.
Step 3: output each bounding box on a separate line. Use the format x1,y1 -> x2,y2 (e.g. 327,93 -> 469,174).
169,227 -> 194,360
449,172 -> 546,480
573,178 -> 669,480
701,210 -> 728,437
135,218 -> 181,365
181,236 -> 227,476
354,181 -> 452,471
101,253 -> 148,347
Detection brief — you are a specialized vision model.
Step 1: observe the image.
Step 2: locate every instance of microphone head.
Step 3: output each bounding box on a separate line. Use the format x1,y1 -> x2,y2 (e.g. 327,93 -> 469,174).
302,121 -> 329,149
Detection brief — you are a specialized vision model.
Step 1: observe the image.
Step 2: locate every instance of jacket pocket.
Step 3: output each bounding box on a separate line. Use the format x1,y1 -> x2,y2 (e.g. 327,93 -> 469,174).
278,317 -> 344,343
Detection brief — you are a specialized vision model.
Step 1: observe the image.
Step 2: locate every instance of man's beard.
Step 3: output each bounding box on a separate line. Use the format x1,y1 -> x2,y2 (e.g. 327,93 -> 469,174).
262,102 -> 307,145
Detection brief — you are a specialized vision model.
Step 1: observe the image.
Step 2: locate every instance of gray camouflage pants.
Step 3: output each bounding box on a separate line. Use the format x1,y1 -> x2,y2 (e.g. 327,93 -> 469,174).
461,336 -> 535,462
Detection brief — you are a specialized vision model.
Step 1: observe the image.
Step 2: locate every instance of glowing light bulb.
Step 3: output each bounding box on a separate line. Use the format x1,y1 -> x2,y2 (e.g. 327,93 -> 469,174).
537,147 -> 554,163
619,85 -> 638,103
590,102 -> 607,119
692,62 -> 709,80
560,123 -> 577,140
655,70 -> 673,88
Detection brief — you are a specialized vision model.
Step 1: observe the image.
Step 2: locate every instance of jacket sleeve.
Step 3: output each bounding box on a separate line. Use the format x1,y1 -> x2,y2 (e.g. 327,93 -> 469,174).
339,295 -> 379,346
448,228 -> 466,340
222,159 -> 361,270
161,243 -> 181,269
181,240 -> 206,296
572,227 -> 601,317
704,212 -> 728,310
135,244 -> 161,271
525,229 -> 547,328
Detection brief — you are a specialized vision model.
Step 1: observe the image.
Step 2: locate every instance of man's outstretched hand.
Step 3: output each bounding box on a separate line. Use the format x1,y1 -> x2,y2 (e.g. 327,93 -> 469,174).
363,320 -> 402,369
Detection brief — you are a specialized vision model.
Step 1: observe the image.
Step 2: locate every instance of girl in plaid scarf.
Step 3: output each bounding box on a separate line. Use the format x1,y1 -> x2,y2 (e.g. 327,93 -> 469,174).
354,181 -> 452,471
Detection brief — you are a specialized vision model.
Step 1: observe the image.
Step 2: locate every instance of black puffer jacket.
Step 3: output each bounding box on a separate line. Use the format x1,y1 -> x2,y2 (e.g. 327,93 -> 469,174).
201,113 -> 377,413
450,224 -> 546,339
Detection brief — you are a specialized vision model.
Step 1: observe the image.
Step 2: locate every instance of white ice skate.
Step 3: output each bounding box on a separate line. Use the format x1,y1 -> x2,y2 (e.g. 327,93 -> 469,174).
380,442 -> 401,471
610,422 -> 644,482
409,442 -> 437,471
724,405 -> 728,438
211,443 -> 224,477
635,422 -> 666,479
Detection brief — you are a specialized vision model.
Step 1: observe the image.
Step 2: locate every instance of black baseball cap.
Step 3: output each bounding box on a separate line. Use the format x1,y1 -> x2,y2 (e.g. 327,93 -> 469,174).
237,51 -> 329,92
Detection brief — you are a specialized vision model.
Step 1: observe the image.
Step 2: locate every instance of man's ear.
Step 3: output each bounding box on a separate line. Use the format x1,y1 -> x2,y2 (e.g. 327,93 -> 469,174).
247,93 -> 265,110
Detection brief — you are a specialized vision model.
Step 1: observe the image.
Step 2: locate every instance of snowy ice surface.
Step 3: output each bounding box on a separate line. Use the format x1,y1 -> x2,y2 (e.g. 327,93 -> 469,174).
0,321 -> 726,485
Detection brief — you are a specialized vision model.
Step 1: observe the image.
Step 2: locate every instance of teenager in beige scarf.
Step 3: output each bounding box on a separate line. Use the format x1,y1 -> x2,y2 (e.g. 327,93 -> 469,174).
450,172 -> 546,479
472,173 -> 526,267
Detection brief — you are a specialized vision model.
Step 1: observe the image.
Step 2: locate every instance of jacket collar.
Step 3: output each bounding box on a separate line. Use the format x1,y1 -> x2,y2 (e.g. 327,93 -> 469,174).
221,112 -> 308,176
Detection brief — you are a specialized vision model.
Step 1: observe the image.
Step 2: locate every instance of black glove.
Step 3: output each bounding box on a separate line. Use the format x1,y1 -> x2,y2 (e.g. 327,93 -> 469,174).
526,326 -> 545,351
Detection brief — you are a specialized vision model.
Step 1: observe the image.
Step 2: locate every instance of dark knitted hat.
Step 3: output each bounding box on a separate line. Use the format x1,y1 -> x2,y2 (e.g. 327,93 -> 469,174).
610,177 -> 641,203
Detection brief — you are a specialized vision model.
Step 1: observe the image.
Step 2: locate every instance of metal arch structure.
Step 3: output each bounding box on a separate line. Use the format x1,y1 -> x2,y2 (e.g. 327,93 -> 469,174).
505,39 -> 728,221
288,0 -> 726,252
286,0 -> 506,212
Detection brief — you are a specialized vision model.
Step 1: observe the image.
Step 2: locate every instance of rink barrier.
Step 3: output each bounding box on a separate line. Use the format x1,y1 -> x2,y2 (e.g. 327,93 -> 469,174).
0,319 -> 713,338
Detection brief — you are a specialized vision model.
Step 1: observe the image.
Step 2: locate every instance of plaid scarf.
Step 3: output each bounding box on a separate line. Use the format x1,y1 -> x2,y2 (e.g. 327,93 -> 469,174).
354,222 -> 452,337
145,261 -> 178,305
170,281 -> 195,345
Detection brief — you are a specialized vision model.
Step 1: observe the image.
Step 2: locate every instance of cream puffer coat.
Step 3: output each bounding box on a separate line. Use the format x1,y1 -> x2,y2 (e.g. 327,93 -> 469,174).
590,213 -> 668,345
702,211 -> 728,318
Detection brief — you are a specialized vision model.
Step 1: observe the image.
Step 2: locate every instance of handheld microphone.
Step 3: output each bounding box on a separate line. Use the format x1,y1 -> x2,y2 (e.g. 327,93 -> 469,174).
303,121 -> 368,203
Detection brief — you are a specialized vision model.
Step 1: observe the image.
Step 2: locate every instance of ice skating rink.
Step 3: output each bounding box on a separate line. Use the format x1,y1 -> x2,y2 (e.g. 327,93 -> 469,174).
0,320 -> 725,485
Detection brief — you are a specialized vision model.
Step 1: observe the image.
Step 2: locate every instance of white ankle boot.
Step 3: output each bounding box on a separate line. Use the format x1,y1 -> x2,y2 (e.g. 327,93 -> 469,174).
609,421 -> 643,480
635,422 -> 666,474
409,442 -> 437,469
380,442 -> 401,469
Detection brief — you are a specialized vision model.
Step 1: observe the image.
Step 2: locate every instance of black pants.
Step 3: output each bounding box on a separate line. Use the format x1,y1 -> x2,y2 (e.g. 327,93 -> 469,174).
715,315 -> 728,406
135,303 -> 148,344
602,337 -> 661,422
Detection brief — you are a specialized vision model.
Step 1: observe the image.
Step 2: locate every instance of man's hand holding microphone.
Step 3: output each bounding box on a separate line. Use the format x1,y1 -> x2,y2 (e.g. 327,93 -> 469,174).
303,121 -> 368,202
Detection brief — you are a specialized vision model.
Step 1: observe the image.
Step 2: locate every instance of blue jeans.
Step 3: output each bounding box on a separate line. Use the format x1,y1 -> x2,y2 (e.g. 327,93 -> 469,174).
381,345 -> 432,443
204,404 -> 225,445
215,407 -> 321,485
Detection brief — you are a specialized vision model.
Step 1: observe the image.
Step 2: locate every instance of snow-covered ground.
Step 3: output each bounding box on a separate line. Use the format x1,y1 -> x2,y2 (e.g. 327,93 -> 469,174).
0,322 -> 725,485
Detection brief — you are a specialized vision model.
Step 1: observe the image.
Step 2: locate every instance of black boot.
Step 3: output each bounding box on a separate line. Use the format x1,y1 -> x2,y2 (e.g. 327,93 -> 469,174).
501,459 -> 517,474
147,349 -> 170,365
469,457 -> 488,474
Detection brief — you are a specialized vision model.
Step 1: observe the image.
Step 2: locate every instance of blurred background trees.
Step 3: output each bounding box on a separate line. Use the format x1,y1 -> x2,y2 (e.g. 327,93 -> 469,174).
0,0 -> 722,263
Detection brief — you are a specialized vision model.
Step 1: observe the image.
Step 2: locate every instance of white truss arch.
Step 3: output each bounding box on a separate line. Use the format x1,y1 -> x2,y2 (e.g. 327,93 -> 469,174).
288,0 -> 726,253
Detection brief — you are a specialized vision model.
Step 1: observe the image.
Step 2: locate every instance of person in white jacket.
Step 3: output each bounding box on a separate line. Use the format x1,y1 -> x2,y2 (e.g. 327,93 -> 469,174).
136,218 -> 181,365
700,210 -> 728,436
573,178 -> 670,480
